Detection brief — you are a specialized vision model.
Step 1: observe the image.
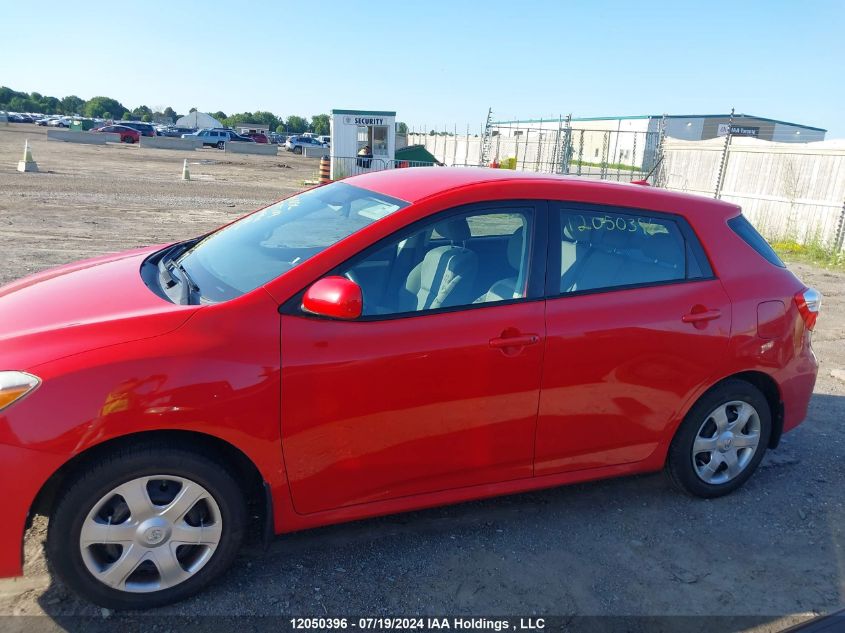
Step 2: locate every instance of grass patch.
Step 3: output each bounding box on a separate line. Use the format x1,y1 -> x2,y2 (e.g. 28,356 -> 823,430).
772,239 -> 845,270
495,157 -> 517,170
570,160 -> 640,172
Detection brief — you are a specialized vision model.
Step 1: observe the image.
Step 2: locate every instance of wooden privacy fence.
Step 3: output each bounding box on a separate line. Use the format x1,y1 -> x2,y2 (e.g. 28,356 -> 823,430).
661,137 -> 845,251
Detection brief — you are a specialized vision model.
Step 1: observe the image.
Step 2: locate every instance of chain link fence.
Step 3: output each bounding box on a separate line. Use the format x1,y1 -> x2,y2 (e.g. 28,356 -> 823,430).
334,116 -> 844,255
407,126 -> 663,183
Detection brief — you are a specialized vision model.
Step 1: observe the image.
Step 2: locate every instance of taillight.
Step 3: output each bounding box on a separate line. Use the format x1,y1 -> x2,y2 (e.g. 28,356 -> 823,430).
794,287 -> 822,331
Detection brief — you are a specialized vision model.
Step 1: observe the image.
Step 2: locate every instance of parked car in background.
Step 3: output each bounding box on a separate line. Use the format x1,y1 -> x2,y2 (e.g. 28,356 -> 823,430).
8,113 -> 35,123
224,130 -> 255,143
91,125 -> 141,144
183,128 -> 227,148
47,117 -> 72,127
285,135 -> 328,154
0,169 -> 820,609
317,135 -> 330,146
116,121 -> 157,137
245,132 -> 269,144
182,128 -> 254,149
157,126 -> 196,138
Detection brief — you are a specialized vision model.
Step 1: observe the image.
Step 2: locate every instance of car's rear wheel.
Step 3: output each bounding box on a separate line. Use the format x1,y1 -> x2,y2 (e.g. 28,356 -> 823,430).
294,146 -> 302,155
665,379 -> 771,498
122,136 -> 134,144
216,141 -> 225,149
47,445 -> 246,609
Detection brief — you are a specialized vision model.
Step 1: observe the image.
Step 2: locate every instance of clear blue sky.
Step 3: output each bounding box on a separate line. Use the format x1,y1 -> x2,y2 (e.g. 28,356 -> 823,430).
2,0 -> 843,136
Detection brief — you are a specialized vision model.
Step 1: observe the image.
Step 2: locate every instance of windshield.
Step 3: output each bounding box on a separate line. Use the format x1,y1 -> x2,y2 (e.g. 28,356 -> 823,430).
176,182 -> 408,302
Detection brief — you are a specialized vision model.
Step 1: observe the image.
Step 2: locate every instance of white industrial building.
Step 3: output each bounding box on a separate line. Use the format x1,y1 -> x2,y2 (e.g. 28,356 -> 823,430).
488,113 -> 827,172
493,113 -> 826,142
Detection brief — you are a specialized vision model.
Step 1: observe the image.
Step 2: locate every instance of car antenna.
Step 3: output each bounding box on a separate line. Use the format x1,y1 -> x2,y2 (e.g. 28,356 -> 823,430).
631,155 -> 664,186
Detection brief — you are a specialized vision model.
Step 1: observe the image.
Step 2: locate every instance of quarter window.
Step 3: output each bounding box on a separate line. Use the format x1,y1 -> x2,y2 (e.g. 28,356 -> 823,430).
558,208 -> 692,294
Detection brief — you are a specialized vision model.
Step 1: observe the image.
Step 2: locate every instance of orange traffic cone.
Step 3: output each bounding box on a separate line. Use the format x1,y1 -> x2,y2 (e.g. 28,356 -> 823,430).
318,155 -> 331,184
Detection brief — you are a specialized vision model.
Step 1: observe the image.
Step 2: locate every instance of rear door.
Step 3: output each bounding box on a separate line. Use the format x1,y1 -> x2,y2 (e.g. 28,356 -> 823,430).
535,203 -> 732,475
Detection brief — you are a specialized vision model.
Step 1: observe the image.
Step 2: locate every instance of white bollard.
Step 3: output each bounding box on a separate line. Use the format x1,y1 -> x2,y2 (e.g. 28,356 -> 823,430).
17,139 -> 38,173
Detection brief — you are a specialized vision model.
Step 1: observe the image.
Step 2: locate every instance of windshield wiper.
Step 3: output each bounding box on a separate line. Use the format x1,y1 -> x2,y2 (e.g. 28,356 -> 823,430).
174,262 -> 202,304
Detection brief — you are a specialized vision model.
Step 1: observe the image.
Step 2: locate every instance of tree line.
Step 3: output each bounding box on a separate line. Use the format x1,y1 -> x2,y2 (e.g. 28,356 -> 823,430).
0,87 -> 335,135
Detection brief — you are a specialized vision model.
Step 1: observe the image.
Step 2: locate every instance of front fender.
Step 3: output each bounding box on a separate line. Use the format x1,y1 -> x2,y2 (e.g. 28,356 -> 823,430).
0,291 -> 287,564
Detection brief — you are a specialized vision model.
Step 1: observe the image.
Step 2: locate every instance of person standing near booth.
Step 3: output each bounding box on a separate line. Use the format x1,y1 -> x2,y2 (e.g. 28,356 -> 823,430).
357,144 -> 373,168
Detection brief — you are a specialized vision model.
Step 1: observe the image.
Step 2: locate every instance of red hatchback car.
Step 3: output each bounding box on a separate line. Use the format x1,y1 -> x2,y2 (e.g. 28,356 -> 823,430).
0,169 -> 820,609
92,125 -> 140,144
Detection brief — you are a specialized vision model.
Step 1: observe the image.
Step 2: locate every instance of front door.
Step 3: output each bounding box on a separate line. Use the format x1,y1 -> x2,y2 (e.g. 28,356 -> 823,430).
280,203 -> 546,514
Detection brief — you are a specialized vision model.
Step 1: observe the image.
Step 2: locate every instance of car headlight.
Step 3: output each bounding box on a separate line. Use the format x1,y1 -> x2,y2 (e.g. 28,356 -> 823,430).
0,371 -> 41,412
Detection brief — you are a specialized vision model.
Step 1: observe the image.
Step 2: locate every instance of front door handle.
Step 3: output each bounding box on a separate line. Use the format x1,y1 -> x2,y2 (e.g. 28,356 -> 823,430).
682,308 -> 721,324
489,334 -> 541,348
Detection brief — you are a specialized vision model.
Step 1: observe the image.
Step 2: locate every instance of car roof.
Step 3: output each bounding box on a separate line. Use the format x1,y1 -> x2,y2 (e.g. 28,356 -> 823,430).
347,167 -> 740,217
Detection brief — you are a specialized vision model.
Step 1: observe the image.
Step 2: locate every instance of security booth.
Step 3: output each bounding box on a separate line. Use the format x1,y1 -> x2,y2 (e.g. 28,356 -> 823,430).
329,109 -> 396,179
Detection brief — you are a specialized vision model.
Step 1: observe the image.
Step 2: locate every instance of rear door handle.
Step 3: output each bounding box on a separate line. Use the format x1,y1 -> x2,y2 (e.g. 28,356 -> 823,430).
682,309 -> 721,323
489,334 -> 541,348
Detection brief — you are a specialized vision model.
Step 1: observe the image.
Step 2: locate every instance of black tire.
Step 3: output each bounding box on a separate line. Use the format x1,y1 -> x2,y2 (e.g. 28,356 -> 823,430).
122,136 -> 134,144
216,141 -> 225,150
47,444 -> 247,610
294,146 -> 302,155
665,379 -> 771,498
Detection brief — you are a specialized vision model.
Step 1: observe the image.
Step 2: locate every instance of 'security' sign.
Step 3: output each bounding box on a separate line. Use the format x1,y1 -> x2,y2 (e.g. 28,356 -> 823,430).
344,116 -> 386,126
718,123 -> 760,137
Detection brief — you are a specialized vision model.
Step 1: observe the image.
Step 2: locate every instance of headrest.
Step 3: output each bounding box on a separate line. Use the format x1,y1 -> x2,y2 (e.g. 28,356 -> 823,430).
507,227 -> 524,269
436,218 -> 471,242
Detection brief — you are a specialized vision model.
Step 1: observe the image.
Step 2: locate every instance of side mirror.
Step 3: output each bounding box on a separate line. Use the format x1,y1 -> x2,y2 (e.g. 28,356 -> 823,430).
302,276 -> 362,320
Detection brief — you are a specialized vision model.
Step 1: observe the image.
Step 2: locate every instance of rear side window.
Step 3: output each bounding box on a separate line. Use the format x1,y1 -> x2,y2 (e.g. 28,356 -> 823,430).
728,215 -> 785,267
557,207 -> 708,294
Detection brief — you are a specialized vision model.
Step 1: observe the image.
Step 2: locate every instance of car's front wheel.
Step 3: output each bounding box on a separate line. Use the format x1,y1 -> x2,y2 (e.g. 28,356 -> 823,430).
216,141 -> 225,150
294,146 -> 302,155
666,379 -> 771,498
47,444 -> 246,609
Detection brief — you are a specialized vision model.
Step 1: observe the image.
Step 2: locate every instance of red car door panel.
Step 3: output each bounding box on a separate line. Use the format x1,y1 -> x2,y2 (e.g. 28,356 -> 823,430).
280,301 -> 545,514
536,280 -> 731,475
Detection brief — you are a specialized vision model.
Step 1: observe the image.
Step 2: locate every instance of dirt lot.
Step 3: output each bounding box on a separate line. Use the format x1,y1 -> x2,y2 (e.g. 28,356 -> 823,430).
0,124 -> 843,631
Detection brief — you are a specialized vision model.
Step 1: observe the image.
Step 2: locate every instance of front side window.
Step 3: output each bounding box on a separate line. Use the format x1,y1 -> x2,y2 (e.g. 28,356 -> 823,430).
177,182 -> 407,302
558,207 -> 693,294
342,208 -> 534,317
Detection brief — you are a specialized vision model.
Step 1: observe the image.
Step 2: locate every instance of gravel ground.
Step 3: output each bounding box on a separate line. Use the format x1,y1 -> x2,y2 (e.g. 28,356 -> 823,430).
0,124 -> 843,632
